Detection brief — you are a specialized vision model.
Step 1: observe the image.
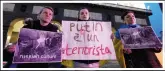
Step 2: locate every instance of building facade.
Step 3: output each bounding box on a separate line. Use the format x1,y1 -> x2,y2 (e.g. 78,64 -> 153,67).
3,3 -> 152,48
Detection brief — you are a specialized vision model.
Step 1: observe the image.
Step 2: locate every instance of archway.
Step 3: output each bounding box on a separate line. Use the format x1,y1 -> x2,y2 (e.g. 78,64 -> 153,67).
5,18 -> 24,47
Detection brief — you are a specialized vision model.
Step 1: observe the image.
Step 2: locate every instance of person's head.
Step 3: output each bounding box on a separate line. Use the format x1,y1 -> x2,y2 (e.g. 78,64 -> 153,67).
78,8 -> 90,20
38,6 -> 54,25
121,11 -> 136,25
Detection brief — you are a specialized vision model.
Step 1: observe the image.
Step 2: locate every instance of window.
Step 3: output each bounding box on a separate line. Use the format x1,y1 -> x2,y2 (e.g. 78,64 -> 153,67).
114,15 -> 123,23
136,18 -> 147,25
64,9 -> 102,20
64,9 -> 78,18
3,3 -> 15,12
90,12 -> 102,20
32,6 -> 44,14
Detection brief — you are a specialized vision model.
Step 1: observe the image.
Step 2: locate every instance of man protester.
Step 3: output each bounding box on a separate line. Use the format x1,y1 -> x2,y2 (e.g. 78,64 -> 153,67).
4,6 -> 63,68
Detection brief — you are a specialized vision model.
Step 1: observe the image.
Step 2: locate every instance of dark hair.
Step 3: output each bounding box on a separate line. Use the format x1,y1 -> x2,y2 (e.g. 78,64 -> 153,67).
38,6 -> 54,15
121,11 -> 134,20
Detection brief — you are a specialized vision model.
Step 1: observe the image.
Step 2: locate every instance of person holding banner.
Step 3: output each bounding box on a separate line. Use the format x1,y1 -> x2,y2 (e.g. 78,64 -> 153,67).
69,7 -> 98,68
115,11 -> 162,68
4,6 -> 63,68
71,7 -> 114,68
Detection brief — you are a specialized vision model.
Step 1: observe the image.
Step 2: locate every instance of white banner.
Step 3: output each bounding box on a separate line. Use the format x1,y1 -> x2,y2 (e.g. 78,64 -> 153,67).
62,21 -> 116,60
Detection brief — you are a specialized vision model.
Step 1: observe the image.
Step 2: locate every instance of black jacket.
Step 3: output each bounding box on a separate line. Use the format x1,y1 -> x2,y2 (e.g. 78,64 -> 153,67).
23,20 -> 58,32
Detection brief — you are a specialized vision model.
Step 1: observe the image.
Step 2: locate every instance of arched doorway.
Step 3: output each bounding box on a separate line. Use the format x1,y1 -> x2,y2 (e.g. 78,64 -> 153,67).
5,18 -> 24,47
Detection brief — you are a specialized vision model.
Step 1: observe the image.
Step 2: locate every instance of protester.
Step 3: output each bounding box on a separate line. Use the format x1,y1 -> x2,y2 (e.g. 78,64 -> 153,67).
115,10 -> 162,68
3,6 -> 63,68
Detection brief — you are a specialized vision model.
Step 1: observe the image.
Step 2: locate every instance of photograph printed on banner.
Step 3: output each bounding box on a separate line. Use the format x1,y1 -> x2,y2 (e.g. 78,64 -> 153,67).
119,26 -> 162,49
13,28 -> 62,63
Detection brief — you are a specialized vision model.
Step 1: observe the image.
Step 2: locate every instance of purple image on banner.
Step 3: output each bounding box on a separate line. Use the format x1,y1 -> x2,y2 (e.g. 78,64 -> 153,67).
13,28 -> 62,63
119,26 -> 162,49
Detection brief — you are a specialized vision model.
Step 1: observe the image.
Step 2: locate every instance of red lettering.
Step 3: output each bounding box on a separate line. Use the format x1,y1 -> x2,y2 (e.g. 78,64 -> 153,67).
95,47 -> 100,56
72,47 -> 77,54
84,47 -> 89,55
64,44 -> 112,56
78,46 -> 81,54
92,46 -> 100,56
81,47 -> 86,54
88,47 -> 92,54
66,44 -> 72,56
92,46 -> 95,55
78,47 -> 84,54
105,47 -> 112,54
100,44 -> 104,54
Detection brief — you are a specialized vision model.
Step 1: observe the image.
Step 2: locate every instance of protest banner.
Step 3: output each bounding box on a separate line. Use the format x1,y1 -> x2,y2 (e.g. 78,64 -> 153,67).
119,26 -> 162,49
13,28 -> 62,63
62,21 -> 116,60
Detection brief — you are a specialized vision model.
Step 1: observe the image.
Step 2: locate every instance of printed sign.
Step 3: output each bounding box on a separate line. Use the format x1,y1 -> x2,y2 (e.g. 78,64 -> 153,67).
119,26 -> 162,49
13,28 -> 62,63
